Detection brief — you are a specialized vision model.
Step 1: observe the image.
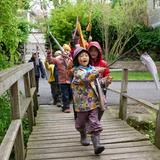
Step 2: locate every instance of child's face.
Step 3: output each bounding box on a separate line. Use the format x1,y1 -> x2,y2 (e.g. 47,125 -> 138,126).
89,47 -> 99,60
78,52 -> 89,67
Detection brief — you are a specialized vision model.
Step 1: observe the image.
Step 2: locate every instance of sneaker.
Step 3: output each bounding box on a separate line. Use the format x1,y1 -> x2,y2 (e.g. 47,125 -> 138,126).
64,108 -> 71,113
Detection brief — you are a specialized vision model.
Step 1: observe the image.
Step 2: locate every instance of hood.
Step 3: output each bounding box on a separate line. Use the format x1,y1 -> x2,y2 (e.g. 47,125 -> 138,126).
88,41 -> 102,63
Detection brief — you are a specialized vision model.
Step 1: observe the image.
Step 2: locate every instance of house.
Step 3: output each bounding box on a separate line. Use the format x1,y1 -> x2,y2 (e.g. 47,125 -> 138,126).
25,0 -> 53,62
147,0 -> 160,28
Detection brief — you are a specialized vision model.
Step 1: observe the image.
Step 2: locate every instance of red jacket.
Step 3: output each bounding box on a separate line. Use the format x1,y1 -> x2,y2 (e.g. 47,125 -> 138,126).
88,41 -> 110,77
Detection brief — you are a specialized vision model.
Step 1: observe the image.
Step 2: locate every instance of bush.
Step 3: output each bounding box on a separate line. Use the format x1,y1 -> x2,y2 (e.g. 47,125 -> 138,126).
0,92 -> 11,143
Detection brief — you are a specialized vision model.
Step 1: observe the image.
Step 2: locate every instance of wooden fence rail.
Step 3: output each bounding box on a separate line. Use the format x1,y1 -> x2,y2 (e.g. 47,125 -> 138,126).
0,63 -> 38,160
108,68 -> 160,149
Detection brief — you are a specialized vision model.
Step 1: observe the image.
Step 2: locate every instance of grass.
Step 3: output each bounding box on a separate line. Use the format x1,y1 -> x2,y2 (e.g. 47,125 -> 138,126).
110,71 -> 160,80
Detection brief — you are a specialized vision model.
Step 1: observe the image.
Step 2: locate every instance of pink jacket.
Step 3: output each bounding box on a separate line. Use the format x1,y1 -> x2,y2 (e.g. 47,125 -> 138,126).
49,55 -> 71,84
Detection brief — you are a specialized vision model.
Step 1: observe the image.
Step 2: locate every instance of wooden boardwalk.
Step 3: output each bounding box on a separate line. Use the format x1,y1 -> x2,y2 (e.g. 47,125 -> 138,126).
26,105 -> 160,160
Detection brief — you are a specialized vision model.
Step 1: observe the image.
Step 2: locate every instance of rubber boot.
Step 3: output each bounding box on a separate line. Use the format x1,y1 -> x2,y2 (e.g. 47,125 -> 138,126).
91,134 -> 105,154
80,130 -> 90,146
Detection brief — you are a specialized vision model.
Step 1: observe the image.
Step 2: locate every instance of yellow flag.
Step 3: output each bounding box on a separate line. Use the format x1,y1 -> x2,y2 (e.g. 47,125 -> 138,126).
77,21 -> 87,48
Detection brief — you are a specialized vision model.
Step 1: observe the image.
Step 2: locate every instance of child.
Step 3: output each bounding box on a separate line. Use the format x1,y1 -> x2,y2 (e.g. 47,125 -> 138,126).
88,41 -> 110,78
88,41 -> 112,120
46,49 -> 71,113
44,51 -> 61,107
71,47 -> 105,155
28,52 -> 45,96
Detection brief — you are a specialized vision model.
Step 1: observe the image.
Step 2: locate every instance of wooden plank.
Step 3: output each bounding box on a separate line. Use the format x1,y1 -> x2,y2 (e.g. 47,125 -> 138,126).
123,93 -> 159,112
14,124 -> 25,160
10,82 -> 25,160
25,105 -> 160,160
107,88 -> 159,113
20,97 -> 32,119
0,120 -> 21,160
110,61 -> 160,71
26,145 -> 160,160
30,87 -> 36,97
28,130 -> 143,141
23,72 -> 35,130
29,128 -> 136,139
0,63 -> 33,95
119,69 -> 128,120
27,141 -> 153,154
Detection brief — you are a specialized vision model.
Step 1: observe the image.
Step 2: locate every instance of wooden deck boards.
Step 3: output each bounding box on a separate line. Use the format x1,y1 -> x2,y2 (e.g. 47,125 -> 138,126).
26,105 -> 160,160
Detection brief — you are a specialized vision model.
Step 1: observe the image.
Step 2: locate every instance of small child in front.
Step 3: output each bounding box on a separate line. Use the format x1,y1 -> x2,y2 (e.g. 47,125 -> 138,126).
71,47 -> 105,155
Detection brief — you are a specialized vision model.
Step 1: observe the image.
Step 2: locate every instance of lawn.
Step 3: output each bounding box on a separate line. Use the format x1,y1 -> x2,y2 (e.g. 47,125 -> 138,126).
110,71 -> 160,80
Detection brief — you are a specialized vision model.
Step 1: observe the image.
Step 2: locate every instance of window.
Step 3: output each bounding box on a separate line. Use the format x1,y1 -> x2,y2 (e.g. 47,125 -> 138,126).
154,0 -> 160,8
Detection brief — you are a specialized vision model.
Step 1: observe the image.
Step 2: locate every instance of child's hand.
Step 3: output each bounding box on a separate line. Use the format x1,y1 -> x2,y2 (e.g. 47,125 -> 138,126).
102,76 -> 113,87
106,76 -> 112,86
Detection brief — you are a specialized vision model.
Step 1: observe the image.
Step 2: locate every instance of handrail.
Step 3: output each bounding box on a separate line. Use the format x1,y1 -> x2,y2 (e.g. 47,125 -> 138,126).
0,63 -> 33,95
0,120 -> 21,160
108,68 -> 160,149
0,63 -> 38,160
108,87 -> 159,112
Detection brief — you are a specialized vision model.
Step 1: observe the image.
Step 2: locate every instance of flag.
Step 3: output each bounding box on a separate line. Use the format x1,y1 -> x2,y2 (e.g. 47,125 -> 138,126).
77,20 -> 87,48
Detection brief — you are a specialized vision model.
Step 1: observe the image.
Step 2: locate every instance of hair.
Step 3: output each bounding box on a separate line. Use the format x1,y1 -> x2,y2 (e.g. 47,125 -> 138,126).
73,51 -> 92,67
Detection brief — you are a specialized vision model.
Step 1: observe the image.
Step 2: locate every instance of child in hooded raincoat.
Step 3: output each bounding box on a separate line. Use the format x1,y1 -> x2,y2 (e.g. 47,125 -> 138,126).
88,41 -> 112,119
71,47 -> 105,155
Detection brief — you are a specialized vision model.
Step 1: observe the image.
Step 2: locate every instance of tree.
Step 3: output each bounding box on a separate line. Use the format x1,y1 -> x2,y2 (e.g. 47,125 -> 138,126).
94,0 -> 147,60
0,0 -> 30,68
48,2 -> 89,49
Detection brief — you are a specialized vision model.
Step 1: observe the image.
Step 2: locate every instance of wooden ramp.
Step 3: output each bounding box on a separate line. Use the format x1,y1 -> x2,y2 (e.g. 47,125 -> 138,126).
26,105 -> 160,160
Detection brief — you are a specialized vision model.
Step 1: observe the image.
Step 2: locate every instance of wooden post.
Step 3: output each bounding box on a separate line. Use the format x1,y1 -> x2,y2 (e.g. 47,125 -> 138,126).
23,73 -> 35,131
29,69 -> 39,116
155,105 -> 160,149
29,68 -> 36,88
119,69 -> 128,120
10,82 -> 25,160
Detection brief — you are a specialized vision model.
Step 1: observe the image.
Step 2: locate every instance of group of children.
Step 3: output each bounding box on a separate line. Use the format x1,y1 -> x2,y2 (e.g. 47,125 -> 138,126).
45,39 -> 112,154
29,36 -> 112,155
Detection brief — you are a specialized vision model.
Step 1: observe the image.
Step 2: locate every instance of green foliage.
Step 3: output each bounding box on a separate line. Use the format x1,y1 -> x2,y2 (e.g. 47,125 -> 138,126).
110,71 -> 160,80
0,54 -> 12,70
22,0 -> 31,10
47,0 -> 158,60
48,2 -> 89,49
135,26 -> 160,51
0,92 -> 11,143
0,0 -> 30,67
22,118 -> 31,146
0,91 -> 31,147
127,118 -> 156,143
17,19 -> 30,43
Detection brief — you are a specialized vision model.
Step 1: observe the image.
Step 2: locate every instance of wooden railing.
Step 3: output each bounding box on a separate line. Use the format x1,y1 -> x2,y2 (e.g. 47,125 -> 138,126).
0,63 -> 39,160
108,68 -> 160,149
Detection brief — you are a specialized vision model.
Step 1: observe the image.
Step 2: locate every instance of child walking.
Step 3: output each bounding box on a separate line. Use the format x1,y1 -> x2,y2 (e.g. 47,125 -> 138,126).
28,52 -> 45,96
88,41 -> 112,120
44,51 -> 61,107
47,48 -> 71,113
71,47 -> 105,155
